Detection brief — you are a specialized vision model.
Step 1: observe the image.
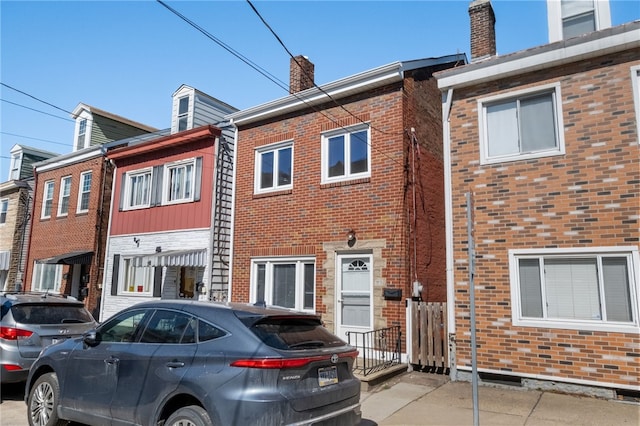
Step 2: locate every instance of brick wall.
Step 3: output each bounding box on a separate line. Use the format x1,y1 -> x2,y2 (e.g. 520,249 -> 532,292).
448,50 -> 640,388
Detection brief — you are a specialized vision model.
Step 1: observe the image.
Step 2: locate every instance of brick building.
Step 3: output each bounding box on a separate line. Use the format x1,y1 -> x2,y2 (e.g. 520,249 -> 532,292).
435,0 -> 639,395
227,54 -> 464,352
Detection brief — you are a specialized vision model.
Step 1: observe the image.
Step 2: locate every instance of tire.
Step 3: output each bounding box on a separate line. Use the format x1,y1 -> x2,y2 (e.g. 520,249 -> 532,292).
166,405 -> 213,426
27,372 -> 67,426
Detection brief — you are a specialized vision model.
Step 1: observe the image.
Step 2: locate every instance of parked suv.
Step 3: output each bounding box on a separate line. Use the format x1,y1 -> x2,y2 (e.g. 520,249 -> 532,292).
26,300 -> 361,426
0,292 -> 97,384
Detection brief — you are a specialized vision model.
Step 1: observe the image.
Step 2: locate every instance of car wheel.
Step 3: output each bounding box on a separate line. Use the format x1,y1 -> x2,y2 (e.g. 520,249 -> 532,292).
27,372 -> 67,426
166,405 -> 213,426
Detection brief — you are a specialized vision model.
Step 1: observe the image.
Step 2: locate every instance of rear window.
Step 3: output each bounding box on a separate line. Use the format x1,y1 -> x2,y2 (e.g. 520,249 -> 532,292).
250,317 -> 346,350
11,304 -> 94,325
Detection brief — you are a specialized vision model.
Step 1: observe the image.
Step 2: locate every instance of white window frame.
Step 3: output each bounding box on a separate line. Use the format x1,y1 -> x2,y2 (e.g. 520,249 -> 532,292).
57,176 -> 72,217
0,199 -> 7,225
509,247 -> 640,333
632,65 -> 640,144
76,171 -> 92,213
321,125 -> 371,184
254,141 -> 294,194
75,118 -> 87,151
123,168 -> 152,210
478,83 -> 565,165
547,0 -> 611,42
9,152 -> 20,180
31,263 -> 62,293
41,180 -> 55,219
163,158 -> 196,204
177,96 -> 190,132
120,258 -> 154,295
250,257 -> 315,312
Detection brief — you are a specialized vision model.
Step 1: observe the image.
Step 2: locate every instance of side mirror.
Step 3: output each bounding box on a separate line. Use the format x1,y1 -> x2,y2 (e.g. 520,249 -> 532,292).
83,330 -> 99,347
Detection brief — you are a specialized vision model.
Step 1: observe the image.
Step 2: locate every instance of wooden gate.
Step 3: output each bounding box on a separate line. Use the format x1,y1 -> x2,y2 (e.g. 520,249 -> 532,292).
408,301 -> 449,370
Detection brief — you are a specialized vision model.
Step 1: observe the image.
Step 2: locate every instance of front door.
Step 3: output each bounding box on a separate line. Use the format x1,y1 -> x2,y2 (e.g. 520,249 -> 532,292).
336,255 -> 372,343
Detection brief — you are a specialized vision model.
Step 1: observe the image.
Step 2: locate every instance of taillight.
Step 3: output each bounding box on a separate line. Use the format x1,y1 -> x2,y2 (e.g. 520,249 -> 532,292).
0,326 -> 33,340
231,350 -> 359,369
2,364 -> 23,371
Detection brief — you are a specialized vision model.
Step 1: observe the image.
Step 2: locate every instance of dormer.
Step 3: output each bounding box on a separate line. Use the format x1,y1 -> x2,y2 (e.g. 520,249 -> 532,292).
547,0 -> 611,42
8,144 -> 58,181
171,85 -> 238,134
71,103 -> 158,152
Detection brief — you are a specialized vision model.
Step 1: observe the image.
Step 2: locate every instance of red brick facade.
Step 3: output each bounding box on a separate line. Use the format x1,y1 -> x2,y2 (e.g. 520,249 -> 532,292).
25,154 -> 111,318
231,67 -> 449,347
442,47 -> 640,390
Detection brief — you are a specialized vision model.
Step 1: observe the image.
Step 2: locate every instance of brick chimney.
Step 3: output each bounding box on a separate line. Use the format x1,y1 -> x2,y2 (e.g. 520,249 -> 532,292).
469,0 -> 496,62
289,55 -> 315,94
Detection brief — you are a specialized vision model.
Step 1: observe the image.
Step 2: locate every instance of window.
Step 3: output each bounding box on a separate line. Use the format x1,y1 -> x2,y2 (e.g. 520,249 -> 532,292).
75,118 -> 87,151
99,309 -> 147,343
122,258 -> 154,294
32,263 -> 62,293
252,258 -> 315,311
57,176 -> 72,216
9,153 -> 20,180
479,84 -> 565,164
41,181 -> 54,219
632,66 -> 640,144
77,171 -> 92,213
178,96 -> 189,131
140,310 -> 197,344
322,126 -> 370,183
510,248 -> 639,333
254,142 -> 293,193
165,159 -> 195,203
0,199 -> 7,224
124,169 -> 152,210
547,0 -> 611,42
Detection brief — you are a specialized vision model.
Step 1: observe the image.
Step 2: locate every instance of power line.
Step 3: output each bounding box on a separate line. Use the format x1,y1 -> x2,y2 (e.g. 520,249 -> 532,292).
1,99 -> 74,122
1,82 -> 73,115
0,131 -> 71,149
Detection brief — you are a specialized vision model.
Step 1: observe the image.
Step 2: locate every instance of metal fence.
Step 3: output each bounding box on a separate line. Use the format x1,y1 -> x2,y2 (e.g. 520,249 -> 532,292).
346,326 -> 402,376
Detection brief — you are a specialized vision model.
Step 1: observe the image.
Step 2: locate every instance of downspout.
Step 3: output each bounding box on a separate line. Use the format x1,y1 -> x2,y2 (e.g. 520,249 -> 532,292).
226,120 -> 239,302
442,87 -> 456,379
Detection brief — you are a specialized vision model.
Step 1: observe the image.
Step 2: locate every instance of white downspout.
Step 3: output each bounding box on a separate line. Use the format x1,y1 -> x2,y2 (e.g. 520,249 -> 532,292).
226,121 -> 239,302
442,88 -> 456,379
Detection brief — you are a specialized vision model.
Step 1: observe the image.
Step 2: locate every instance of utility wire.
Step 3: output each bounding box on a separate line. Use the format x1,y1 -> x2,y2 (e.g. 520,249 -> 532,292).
1,99 -> 74,122
1,82 -> 73,115
1,131 -> 72,148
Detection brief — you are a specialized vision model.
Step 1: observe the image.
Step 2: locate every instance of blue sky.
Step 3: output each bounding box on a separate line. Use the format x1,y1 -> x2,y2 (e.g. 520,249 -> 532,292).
1,0 -> 638,177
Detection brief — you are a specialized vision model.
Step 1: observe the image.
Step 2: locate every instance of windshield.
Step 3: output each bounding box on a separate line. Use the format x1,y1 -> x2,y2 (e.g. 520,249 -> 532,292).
250,317 -> 346,350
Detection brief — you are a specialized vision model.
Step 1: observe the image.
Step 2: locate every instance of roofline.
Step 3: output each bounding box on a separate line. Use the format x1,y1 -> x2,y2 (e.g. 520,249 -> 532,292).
0,179 -> 31,192
71,103 -> 159,132
106,125 -> 222,161
436,20 -> 640,90
34,146 -> 103,173
10,144 -> 59,158
226,54 -> 465,126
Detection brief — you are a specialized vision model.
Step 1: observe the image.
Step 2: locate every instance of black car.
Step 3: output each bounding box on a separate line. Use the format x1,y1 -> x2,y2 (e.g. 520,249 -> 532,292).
25,300 -> 361,426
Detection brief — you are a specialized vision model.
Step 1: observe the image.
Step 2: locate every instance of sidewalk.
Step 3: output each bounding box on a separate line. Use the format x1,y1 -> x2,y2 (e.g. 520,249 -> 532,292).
360,371 -> 640,425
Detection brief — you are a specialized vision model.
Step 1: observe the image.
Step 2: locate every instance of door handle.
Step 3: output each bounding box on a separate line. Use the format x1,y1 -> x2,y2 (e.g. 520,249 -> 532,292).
166,361 -> 185,368
105,357 -> 119,365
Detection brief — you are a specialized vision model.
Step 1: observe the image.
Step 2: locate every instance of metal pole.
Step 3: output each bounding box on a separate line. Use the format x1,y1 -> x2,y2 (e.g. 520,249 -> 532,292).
466,192 -> 479,426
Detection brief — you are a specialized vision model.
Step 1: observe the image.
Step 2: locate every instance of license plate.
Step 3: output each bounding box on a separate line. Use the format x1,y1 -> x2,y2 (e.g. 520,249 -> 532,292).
318,366 -> 338,387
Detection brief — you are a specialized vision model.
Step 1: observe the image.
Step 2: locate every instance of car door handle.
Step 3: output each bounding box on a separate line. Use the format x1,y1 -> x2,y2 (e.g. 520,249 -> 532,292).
166,361 -> 185,368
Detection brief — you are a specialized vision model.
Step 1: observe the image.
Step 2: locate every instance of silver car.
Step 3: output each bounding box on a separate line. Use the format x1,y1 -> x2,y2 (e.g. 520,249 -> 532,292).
0,292 -> 97,384
26,300 -> 361,426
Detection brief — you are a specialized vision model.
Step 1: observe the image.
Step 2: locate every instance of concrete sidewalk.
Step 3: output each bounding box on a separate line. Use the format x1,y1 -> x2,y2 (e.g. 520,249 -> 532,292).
360,372 -> 640,425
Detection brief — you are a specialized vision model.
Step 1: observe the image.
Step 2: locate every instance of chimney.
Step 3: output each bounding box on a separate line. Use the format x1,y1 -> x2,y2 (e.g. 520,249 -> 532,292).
289,55 -> 315,94
469,0 -> 496,62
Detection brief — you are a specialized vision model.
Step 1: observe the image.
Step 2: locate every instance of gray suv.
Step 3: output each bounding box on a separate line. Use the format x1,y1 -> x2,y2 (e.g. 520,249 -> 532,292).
0,292 -> 97,384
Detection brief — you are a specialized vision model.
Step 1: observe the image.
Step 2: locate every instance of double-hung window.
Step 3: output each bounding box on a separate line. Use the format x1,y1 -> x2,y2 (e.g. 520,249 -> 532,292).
547,0 -> 611,42
322,126 -> 370,183
9,153 -> 20,180
122,258 -> 153,294
252,258 -> 315,311
32,263 -> 62,293
165,159 -> 195,203
124,169 -> 152,210
77,171 -> 92,213
41,181 -> 55,219
254,142 -> 293,193
57,176 -> 72,217
177,96 -> 190,131
479,84 -> 565,164
75,118 -> 87,151
0,199 -> 7,224
510,247 -> 639,333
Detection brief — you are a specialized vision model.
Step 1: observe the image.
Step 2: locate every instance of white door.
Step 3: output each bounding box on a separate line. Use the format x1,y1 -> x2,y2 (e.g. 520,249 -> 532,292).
336,255 -> 372,344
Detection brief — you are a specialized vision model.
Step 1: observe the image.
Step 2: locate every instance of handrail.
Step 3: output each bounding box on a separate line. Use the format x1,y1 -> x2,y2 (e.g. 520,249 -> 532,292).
347,326 -> 401,376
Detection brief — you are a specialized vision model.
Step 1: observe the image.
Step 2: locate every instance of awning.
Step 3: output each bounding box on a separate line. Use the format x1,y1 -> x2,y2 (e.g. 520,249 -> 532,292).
132,249 -> 207,268
0,251 -> 10,270
37,251 -> 94,265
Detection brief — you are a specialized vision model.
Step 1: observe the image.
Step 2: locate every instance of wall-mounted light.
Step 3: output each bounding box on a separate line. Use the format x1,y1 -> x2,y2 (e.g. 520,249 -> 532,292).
133,237 -> 140,247
347,229 -> 357,247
